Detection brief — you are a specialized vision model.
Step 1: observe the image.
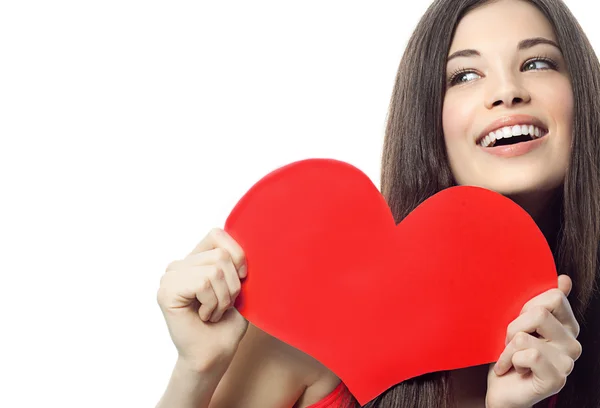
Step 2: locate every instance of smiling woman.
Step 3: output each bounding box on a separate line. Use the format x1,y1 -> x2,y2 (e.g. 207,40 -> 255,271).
442,3 -> 574,210
447,37 -> 557,153
155,0 -> 600,407
376,0 -> 600,407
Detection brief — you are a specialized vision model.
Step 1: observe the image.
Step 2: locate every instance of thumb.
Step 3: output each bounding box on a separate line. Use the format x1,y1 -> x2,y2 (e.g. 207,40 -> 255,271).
558,274 -> 572,297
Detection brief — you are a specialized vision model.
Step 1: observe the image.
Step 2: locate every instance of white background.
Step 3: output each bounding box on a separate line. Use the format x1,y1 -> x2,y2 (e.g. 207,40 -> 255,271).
0,1 -> 597,407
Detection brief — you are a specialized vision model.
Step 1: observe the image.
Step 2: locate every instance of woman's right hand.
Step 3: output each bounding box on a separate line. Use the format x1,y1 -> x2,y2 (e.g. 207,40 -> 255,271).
157,228 -> 249,373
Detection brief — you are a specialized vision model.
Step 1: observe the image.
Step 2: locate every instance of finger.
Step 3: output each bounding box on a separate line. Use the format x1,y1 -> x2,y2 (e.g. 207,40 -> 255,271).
166,249 -> 231,272
165,249 -> 243,319
519,288 -> 579,338
219,257 -> 242,305
496,332 -> 536,375
496,331 -> 575,377
161,267 -> 218,321
186,250 -> 242,306
194,278 -> 218,321
512,348 -> 566,394
202,264 -> 232,323
557,274 -> 572,297
188,228 -> 247,278
183,248 -> 238,268
505,306 -> 572,346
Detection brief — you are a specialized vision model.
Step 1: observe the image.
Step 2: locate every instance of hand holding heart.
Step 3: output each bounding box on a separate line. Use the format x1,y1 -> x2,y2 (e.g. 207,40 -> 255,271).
157,228 -> 249,373
485,275 -> 582,408
158,158 -> 581,406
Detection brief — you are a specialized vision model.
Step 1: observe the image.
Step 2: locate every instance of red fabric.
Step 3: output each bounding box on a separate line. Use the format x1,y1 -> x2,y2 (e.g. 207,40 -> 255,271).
303,383 -> 559,407
306,382 -> 354,408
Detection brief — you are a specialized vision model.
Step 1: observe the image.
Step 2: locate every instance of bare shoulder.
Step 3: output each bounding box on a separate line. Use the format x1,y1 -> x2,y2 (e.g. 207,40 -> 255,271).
209,323 -> 341,408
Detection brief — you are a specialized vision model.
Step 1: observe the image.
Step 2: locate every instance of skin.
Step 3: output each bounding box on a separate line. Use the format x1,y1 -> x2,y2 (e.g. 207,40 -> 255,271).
156,228 -> 341,408
442,0 -> 573,220
157,1 -> 582,407
443,1 -> 581,407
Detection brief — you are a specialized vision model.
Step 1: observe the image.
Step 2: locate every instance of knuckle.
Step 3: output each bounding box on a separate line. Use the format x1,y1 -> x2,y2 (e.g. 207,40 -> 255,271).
563,356 -> 575,375
209,227 -> 224,238
555,374 -> 567,391
165,260 -> 178,272
506,321 -> 516,339
231,285 -> 241,298
527,348 -> 542,362
233,251 -> 246,267
214,247 -> 230,262
573,321 -> 581,338
156,287 -> 167,305
570,339 -> 583,360
514,332 -> 530,348
199,276 -> 212,291
211,264 -> 226,280
534,306 -> 550,321
549,289 -> 564,309
158,274 -> 174,294
222,297 -> 232,309
156,286 -> 175,308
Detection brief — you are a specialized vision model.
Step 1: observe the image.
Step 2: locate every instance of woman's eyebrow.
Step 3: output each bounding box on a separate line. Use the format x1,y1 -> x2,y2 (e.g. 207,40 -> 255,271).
446,37 -> 561,63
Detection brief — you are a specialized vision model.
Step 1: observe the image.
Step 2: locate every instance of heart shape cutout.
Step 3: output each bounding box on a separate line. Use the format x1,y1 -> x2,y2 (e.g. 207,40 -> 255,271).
224,158 -> 557,405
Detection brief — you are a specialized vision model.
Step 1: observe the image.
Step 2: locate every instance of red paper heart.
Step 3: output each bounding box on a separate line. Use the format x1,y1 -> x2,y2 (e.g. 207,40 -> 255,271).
224,158 -> 557,405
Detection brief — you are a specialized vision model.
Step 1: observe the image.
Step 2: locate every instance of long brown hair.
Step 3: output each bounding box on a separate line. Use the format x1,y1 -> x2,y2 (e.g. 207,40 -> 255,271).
360,0 -> 600,407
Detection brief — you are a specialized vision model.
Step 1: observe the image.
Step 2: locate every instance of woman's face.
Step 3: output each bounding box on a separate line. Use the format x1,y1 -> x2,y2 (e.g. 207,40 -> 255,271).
442,0 -> 573,215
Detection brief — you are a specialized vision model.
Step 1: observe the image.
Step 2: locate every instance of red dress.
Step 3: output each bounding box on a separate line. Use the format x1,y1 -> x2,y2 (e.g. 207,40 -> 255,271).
305,382 -> 559,407
306,382 -> 355,408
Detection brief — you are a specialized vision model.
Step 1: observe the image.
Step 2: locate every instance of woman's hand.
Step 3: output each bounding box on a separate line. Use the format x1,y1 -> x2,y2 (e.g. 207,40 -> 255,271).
157,228 -> 249,374
485,275 -> 582,408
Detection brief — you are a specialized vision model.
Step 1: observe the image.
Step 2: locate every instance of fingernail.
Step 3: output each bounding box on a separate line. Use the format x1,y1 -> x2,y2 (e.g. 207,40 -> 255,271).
239,265 -> 247,278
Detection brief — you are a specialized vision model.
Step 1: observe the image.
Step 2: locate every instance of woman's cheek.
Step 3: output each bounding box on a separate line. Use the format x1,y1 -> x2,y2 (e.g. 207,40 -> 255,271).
442,93 -> 475,145
442,96 -> 471,162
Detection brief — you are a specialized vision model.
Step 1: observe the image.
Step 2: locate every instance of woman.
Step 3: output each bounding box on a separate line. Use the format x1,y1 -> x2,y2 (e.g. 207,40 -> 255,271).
156,0 -> 600,407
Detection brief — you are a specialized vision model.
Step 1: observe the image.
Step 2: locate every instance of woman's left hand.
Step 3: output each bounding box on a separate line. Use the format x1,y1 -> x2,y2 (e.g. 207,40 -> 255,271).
485,275 -> 582,408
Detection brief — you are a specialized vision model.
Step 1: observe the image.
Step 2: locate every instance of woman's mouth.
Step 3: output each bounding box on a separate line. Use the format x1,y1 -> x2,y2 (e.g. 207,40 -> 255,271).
478,124 -> 548,148
476,124 -> 549,158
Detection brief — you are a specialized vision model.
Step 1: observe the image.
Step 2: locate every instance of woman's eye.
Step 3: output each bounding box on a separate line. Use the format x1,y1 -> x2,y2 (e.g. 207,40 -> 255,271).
448,58 -> 557,87
523,59 -> 554,71
450,71 -> 481,85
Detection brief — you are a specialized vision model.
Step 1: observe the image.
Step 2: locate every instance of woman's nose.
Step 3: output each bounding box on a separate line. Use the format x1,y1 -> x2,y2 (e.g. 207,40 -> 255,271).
485,75 -> 531,109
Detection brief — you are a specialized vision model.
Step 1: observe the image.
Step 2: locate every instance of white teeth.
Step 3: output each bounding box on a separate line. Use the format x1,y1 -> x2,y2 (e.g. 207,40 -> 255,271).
479,124 -> 546,147
512,125 -> 522,136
